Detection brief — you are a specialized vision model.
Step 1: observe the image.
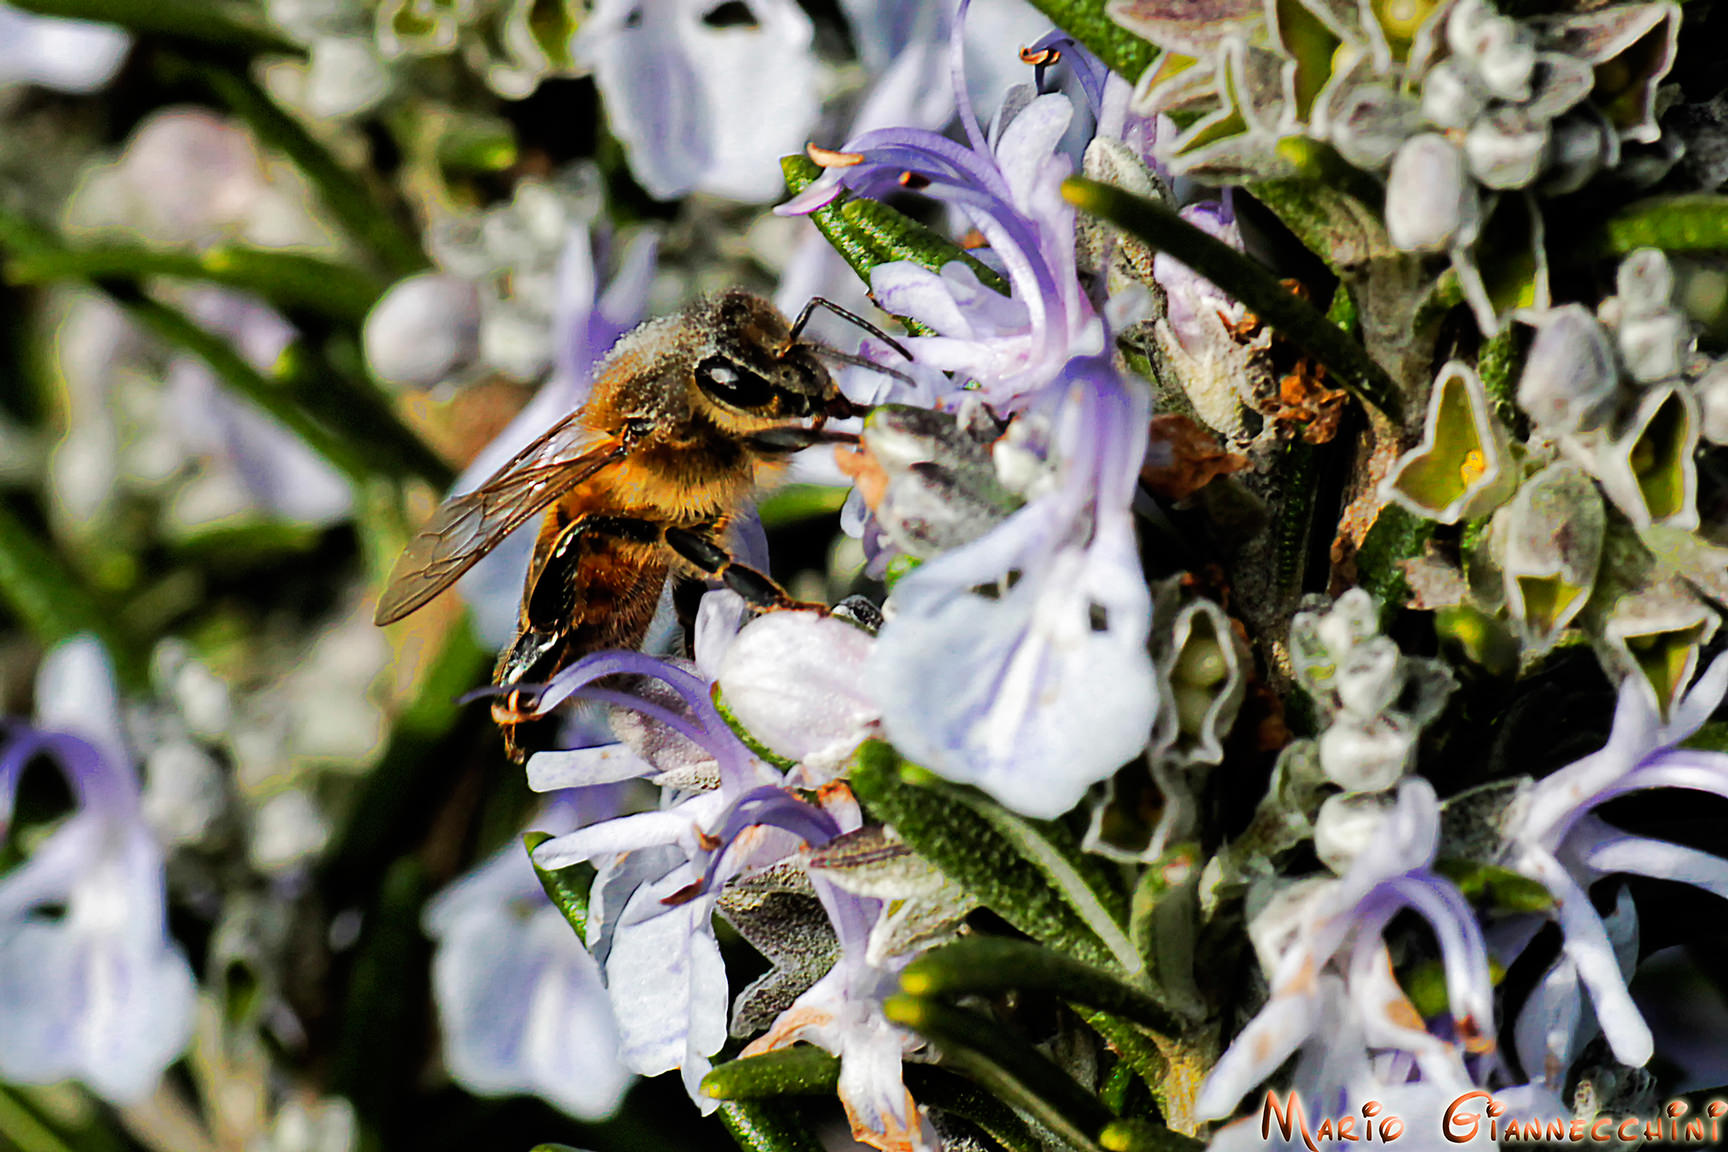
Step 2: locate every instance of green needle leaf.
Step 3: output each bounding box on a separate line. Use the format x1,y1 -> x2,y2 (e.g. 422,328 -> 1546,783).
701,1047 -> 841,1100
717,1101 -> 827,1152
1599,195 -> 1728,255
5,243 -> 386,325
5,0 -> 301,54
0,502 -> 148,689
848,741 -> 1126,973
901,937 -> 1187,1035
1062,177 -> 1402,422
526,831 -> 595,940
884,994 -> 1117,1152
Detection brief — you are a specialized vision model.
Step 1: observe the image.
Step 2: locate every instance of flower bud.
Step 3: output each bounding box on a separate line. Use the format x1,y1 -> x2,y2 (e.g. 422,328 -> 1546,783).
1315,790 -> 1398,873
1386,134 -> 1481,252
1318,713 -> 1416,792
1615,308 -> 1691,385
1335,635 -> 1406,721
1464,106 -> 1549,190
1516,304 -> 1618,433
1420,61 -> 1487,130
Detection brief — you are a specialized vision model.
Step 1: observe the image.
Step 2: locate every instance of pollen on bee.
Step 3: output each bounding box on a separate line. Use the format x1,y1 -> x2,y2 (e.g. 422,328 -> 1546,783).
1019,46 -> 1060,65
807,143 -> 864,168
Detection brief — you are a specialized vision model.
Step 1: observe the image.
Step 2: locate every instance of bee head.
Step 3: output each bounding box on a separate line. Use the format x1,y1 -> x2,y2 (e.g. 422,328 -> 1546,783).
690,291 -> 838,424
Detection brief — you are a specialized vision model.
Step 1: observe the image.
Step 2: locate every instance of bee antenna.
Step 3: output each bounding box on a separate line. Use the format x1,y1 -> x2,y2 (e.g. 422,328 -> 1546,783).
790,296 -> 915,363
804,343 -> 921,389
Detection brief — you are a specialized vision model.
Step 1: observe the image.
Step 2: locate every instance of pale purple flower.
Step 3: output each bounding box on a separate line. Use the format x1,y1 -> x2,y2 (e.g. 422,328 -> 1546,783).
424,791 -> 633,1119
0,3 -> 127,92
867,356 -> 1157,819
1198,779 -> 1495,1122
578,0 -> 821,202
741,868 -> 936,1152
780,2 -> 1103,410
520,651 -> 837,1105
166,289 -> 353,527
715,610 -> 881,786
1495,654 -> 1728,1069
0,637 -> 196,1103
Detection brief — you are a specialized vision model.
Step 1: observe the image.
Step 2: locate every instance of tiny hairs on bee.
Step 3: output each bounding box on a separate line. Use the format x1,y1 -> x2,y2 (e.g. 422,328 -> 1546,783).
375,289 -> 899,760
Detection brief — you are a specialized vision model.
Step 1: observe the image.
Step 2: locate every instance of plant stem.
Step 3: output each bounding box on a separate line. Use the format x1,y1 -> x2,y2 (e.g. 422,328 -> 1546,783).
1062,177 -> 1403,423
6,0 -> 301,54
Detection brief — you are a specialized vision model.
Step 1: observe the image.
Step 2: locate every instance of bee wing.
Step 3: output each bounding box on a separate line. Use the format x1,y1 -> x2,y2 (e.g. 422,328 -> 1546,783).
374,413 -> 627,625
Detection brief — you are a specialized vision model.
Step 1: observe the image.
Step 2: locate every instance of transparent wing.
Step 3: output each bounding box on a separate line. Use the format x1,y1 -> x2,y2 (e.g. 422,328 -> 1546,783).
374,412 -> 626,625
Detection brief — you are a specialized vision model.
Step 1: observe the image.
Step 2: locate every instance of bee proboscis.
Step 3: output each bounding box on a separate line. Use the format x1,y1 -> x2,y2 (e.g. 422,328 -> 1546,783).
375,289 -> 901,759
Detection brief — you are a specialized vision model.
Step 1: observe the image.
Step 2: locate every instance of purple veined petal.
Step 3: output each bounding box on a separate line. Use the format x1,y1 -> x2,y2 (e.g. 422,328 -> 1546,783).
531,790 -> 730,870
951,0 -> 991,158
716,610 -> 880,778
1196,984 -> 1324,1118
1589,758 -> 1728,809
993,92 -> 1074,213
1382,874 -> 1496,1037
526,743 -> 656,791
1514,955 -> 1588,1094
601,861 -> 729,1101
1581,830 -> 1728,899
1514,845 -> 1653,1066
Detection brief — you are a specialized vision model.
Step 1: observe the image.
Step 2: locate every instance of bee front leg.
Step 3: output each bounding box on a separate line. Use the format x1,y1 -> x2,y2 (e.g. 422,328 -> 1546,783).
662,526 -> 825,614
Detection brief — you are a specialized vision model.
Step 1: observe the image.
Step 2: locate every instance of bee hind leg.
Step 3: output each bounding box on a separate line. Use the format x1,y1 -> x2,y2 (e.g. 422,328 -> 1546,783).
663,526 -> 826,614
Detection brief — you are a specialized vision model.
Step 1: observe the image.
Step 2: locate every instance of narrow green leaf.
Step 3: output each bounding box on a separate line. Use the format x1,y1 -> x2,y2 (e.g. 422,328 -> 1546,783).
526,831 -> 595,940
885,994 -> 1115,1152
6,243 -> 385,324
847,741 -> 1119,971
0,503 -> 147,689
701,1047 -> 841,1100
780,156 -> 1005,338
1354,503 -> 1434,617
1023,0 -> 1158,80
0,1086 -> 81,1152
1599,195 -> 1728,255
181,60 -> 426,276
902,937 -> 1185,1035
838,197 -> 1009,294
756,483 -> 850,527
6,0 -> 301,53
718,1101 -> 827,1152
1100,1117 -> 1206,1152
911,771 -> 1140,976
1064,177 -> 1402,422
1684,721 -> 1728,752
114,289 -> 375,485
903,1066 -> 1046,1152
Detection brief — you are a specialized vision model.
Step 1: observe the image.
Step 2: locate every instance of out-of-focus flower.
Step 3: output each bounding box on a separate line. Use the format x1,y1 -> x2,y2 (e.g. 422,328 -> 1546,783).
868,357 -> 1157,819
1495,655 -> 1728,1069
362,274 -> 484,391
0,637 -> 196,1102
425,792 -> 633,1119
372,0 -> 583,99
0,3 -> 128,93
578,0 -> 820,202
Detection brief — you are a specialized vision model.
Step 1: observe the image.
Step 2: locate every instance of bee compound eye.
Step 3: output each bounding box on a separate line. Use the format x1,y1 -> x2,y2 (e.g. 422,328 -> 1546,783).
694,355 -> 776,410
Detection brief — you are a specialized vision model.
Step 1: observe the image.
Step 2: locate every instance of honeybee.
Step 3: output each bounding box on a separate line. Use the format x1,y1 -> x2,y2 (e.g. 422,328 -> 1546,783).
374,289 -> 899,760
